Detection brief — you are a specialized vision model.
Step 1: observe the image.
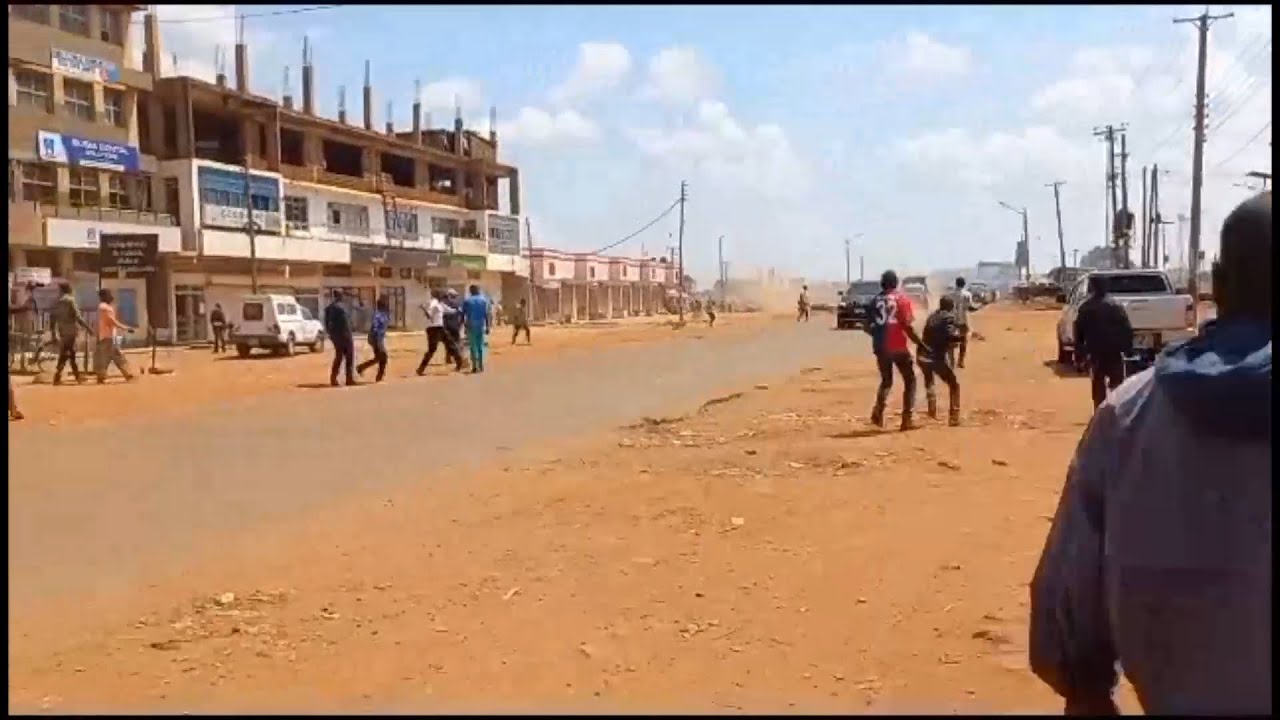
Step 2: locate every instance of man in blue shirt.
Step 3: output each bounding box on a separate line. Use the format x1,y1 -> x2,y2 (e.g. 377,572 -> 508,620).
460,284 -> 491,373
356,296 -> 391,382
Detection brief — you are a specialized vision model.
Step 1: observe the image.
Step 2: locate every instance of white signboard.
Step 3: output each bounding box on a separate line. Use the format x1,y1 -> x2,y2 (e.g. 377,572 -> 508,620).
201,204 -> 283,233
14,267 -> 52,286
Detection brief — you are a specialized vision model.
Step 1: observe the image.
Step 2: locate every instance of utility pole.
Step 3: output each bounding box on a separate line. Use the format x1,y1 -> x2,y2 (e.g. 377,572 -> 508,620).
717,234 -> 726,303
1046,181 -> 1067,270
1093,123 -> 1127,267
1175,8 -> 1233,309
1140,166 -> 1149,267
676,181 -> 687,323
243,155 -> 259,294
1072,248 -> 1080,267
859,255 -> 865,281
843,237 -> 851,284
1149,164 -> 1161,269
524,216 -> 535,321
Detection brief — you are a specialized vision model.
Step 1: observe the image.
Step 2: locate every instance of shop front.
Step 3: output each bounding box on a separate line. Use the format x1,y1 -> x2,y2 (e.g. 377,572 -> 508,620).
346,245 -> 446,331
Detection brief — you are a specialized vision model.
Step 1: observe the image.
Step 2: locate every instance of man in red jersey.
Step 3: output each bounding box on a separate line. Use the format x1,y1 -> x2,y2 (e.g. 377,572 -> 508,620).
869,269 -> 925,431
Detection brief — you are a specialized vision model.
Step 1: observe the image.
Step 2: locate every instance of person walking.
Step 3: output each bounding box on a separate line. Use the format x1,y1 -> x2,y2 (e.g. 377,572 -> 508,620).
442,289 -> 468,371
461,284 -> 491,373
916,295 -> 962,426
867,270 -> 924,431
93,288 -> 136,384
797,284 -> 811,322
50,281 -> 91,386
417,290 -> 461,373
1073,274 -> 1134,408
209,302 -> 228,354
946,277 -> 979,368
706,299 -> 717,328
1029,191 -> 1272,716
9,297 -> 28,420
356,296 -> 391,382
324,290 -> 356,387
510,297 -> 532,345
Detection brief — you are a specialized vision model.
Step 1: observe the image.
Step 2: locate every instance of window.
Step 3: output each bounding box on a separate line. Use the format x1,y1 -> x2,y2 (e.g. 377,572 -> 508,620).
20,163 -> 56,203
68,168 -> 100,207
243,303 -> 264,322
589,267 -> 596,279
386,209 -> 418,239
63,80 -> 95,121
99,9 -> 125,45
377,267 -> 394,279
327,202 -> 370,235
547,262 -> 557,277
431,216 -> 460,237
12,5 -> 51,24
284,196 -> 309,230
107,174 -> 129,209
103,89 -> 126,127
15,69 -> 50,111
58,5 -> 90,36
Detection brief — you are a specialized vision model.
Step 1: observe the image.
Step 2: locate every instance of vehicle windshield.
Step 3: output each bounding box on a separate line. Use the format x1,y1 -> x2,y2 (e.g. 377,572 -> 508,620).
1094,274 -> 1170,295
845,282 -> 880,297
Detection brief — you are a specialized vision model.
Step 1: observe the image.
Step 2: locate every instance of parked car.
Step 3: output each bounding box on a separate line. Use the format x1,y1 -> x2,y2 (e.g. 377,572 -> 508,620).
835,280 -> 882,330
1056,269 -> 1196,370
902,282 -> 929,313
230,294 -> 327,357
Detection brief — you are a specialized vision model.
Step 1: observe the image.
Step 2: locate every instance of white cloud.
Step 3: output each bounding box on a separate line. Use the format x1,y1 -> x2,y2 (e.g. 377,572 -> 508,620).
549,42 -> 632,104
499,107 -> 600,145
640,46 -> 720,105
885,31 -> 973,81
419,77 -> 486,115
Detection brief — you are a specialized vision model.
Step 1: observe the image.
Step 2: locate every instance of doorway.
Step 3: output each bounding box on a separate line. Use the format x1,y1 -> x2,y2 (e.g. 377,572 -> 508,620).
174,284 -> 207,344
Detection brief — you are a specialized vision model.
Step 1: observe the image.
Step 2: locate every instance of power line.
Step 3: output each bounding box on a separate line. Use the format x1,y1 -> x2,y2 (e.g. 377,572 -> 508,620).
591,198 -> 682,255
1213,120 -> 1271,170
132,5 -> 345,25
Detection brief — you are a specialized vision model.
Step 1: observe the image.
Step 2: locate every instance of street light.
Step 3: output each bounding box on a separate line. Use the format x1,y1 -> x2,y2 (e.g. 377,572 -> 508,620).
997,200 -> 1030,280
844,233 -> 865,284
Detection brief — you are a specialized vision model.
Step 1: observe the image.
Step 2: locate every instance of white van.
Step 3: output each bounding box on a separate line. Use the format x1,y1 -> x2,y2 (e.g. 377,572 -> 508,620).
230,294 -> 326,357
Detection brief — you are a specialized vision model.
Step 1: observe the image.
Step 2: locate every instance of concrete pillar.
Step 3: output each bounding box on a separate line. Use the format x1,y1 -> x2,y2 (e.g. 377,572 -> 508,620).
178,81 -> 196,157
508,169 -> 520,215
55,250 -> 74,278
265,110 -> 281,171
10,247 -> 28,269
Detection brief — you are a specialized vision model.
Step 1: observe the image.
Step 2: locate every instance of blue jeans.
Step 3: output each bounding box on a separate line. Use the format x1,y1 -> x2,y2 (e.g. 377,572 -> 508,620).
466,327 -> 487,371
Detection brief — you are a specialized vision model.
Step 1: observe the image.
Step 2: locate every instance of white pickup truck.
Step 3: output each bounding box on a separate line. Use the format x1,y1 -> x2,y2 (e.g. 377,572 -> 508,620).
1056,269 -> 1196,369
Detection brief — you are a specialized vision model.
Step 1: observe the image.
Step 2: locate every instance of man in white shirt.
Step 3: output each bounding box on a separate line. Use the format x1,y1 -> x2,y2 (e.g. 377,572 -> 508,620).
415,290 -> 462,374
947,277 -> 979,368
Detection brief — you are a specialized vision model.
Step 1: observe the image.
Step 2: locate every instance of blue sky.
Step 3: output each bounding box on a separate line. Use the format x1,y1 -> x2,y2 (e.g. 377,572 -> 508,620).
145,4 -> 1272,284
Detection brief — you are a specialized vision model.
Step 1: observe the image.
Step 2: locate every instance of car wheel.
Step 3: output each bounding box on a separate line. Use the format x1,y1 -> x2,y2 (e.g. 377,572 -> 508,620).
1056,340 -> 1072,366
284,334 -> 296,357
236,344 -> 251,358
311,333 -> 325,353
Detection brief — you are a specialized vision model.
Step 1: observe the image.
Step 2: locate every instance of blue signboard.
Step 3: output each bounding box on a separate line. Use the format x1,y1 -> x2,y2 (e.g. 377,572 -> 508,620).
37,131 -> 139,173
197,165 -> 280,199
51,48 -> 121,83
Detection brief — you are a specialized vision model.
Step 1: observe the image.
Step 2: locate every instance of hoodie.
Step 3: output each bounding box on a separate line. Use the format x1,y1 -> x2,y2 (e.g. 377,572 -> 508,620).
1029,318 -> 1271,714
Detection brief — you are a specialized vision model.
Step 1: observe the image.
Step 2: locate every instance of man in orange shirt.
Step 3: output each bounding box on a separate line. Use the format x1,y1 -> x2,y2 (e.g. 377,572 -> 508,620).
95,288 -> 136,384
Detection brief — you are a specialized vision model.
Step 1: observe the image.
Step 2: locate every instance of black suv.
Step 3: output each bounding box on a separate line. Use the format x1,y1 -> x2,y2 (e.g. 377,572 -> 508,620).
836,281 -> 881,330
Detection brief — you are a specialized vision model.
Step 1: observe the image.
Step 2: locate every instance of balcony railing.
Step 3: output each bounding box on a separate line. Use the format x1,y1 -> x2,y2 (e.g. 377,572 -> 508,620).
280,163 -> 468,207
9,199 -> 176,227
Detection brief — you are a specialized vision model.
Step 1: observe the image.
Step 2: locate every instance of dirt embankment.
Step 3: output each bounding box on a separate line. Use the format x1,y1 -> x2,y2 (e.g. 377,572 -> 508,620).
8,303 -> 1141,713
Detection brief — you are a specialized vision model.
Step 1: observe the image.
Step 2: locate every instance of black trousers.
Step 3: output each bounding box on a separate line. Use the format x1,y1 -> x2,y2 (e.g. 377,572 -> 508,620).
53,334 -> 82,382
419,327 -> 463,371
330,335 -> 355,384
1090,355 -> 1125,408
357,337 -> 388,381
947,324 -> 969,368
211,326 -> 227,353
874,351 -> 916,416
511,322 -> 531,345
919,355 -> 960,414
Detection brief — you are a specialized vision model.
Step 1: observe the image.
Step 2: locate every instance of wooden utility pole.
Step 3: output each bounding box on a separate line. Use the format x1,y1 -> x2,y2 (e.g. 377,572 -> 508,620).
1093,123 -> 1127,267
243,156 -> 259,294
1140,166 -> 1149,267
1046,181 -> 1067,270
1175,8 -> 1233,308
676,181 -> 687,323
1149,164 -> 1161,269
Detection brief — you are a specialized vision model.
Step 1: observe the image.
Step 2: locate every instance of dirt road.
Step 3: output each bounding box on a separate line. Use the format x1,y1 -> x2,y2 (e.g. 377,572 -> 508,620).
9,305 -> 1136,713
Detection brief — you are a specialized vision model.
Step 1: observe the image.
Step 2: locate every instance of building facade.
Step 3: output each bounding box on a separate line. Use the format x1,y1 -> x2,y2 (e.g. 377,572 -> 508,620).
9,6 -> 529,343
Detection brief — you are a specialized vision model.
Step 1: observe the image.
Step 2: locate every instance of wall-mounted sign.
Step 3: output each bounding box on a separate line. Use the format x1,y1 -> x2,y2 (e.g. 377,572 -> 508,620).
14,267 -> 53,286
38,131 -> 140,173
51,48 -> 122,83
99,234 -> 159,277
200,204 -> 283,233
446,255 -> 487,272
487,214 -> 520,255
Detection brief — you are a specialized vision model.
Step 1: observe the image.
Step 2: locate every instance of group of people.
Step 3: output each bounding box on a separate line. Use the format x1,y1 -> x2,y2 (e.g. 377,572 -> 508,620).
9,281 -> 139,422
864,274 -> 977,430
321,285 -> 532,387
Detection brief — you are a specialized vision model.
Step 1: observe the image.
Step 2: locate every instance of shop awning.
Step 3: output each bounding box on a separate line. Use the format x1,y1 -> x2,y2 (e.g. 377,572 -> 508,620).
350,245 -> 444,269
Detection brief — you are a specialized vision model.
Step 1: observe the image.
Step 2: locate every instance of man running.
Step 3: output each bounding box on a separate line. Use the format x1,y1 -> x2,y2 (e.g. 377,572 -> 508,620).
797,284 -> 811,322
209,302 -> 228,354
706,299 -> 717,327
461,284 -> 491,373
917,295 -> 962,426
417,290 -> 460,373
868,270 -> 924,431
1073,275 -> 1134,408
356,296 -> 390,382
510,297 -> 532,345
947,277 -> 979,368
51,281 -> 91,385
1030,191 -> 1272,715
94,288 -> 136,384
324,289 -> 356,387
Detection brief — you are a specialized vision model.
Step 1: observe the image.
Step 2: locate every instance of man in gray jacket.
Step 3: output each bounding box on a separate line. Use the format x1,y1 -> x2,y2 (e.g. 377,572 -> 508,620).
1029,191 -> 1271,715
